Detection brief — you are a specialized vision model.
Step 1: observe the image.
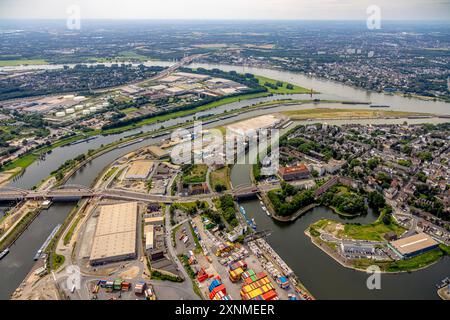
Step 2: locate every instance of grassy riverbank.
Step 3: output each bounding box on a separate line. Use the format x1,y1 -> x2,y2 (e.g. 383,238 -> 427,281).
282,108 -> 432,120
0,59 -> 48,66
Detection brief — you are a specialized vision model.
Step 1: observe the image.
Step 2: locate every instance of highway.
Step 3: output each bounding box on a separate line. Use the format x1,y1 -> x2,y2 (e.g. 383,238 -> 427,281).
0,181 -> 279,203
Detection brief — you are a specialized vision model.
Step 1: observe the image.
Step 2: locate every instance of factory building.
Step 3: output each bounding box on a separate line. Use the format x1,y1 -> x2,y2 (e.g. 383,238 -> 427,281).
389,233 -> 439,258
89,202 -> 138,266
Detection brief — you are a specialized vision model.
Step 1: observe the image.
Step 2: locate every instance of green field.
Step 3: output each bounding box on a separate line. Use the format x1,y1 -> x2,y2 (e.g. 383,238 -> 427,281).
256,75 -> 311,94
0,59 -> 48,66
209,166 -> 231,191
343,217 -> 406,241
94,51 -> 149,63
182,164 -> 208,184
121,107 -> 138,114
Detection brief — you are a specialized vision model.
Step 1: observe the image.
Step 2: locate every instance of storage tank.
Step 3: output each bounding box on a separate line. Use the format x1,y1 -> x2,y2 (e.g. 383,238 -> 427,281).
82,110 -> 90,115
89,106 -> 97,112
74,104 -> 84,111
55,111 -> 65,117
65,108 -> 75,114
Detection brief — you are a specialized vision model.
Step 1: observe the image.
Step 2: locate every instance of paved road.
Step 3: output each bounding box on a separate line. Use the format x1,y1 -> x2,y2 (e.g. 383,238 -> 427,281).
164,206 -> 200,300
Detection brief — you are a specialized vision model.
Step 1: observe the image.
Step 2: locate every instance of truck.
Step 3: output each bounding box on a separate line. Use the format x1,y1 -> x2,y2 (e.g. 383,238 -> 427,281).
134,281 -> 146,295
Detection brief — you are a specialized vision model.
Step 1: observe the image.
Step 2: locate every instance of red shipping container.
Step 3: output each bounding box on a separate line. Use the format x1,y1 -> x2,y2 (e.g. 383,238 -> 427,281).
262,290 -> 278,301
209,284 -> 226,299
198,274 -> 209,282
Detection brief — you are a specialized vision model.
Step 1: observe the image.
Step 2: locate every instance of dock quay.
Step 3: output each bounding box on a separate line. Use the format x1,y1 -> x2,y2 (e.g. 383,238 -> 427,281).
248,238 -> 294,277
247,238 -> 314,299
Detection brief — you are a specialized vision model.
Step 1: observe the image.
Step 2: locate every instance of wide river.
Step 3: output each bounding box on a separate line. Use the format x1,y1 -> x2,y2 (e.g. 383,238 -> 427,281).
0,62 -> 448,299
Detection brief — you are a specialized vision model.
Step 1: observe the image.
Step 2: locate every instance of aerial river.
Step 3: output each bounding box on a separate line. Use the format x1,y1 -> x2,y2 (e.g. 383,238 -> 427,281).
0,62 -> 448,299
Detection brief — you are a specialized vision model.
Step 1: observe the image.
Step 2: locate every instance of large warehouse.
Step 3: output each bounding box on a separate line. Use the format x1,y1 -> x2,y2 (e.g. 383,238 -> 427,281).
226,114 -> 284,136
90,202 -> 138,266
124,160 -> 154,180
390,233 -> 439,258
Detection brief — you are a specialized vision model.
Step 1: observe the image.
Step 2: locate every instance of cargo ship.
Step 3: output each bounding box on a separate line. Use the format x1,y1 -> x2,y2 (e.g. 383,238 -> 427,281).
68,136 -> 97,146
0,248 -> 10,260
34,224 -> 61,260
117,138 -> 144,149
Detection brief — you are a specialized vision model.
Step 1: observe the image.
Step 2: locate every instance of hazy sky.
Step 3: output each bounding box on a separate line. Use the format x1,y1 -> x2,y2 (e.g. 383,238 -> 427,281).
0,0 -> 449,20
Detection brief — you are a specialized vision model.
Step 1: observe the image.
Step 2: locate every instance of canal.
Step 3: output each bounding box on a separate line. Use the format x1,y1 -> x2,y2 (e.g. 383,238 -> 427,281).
0,62 -> 449,299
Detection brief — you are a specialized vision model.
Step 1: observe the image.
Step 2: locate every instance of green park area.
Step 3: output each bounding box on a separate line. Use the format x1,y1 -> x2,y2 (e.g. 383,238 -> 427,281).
255,75 -> 311,94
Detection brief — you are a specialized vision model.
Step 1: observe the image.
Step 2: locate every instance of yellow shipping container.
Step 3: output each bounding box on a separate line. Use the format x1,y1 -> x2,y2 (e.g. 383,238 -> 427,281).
242,277 -> 269,293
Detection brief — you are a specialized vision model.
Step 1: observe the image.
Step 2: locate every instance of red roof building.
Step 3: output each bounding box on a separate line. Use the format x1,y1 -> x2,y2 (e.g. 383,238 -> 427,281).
278,164 -> 310,181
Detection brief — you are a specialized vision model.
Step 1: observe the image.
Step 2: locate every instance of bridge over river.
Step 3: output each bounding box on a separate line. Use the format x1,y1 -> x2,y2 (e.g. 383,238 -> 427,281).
0,182 -> 279,203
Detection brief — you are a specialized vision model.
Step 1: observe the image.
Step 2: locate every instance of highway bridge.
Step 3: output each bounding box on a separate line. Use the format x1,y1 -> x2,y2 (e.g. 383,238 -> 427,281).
0,181 -> 279,203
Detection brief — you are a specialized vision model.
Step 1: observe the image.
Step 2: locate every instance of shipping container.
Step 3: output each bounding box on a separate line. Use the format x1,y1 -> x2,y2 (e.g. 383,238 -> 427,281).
229,260 -> 247,271
244,272 -> 267,285
241,269 -> 256,279
113,279 -> 123,291
229,267 -> 245,282
209,284 -> 226,300
209,279 -> 221,292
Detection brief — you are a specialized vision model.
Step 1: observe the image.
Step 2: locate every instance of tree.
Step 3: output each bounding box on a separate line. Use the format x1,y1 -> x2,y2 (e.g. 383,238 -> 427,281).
368,191 -> 386,212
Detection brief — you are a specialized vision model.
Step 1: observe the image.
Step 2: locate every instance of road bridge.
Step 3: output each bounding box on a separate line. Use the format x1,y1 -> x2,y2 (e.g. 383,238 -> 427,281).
0,180 -> 279,203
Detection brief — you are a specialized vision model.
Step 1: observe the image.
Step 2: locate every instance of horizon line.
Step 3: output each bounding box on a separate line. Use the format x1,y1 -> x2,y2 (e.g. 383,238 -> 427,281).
1,18 -> 450,22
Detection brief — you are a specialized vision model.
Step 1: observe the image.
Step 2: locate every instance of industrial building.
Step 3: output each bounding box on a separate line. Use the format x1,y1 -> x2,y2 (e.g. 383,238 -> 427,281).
226,114 -> 284,137
90,202 -> 138,266
389,233 -> 439,258
144,224 -> 166,261
124,160 -> 154,180
147,146 -> 170,159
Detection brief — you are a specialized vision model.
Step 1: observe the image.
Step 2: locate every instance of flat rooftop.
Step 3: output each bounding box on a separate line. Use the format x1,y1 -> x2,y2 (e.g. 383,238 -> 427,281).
226,114 -> 283,135
90,202 -> 138,264
125,160 -> 154,179
390,233 -> 438,256
147,146 -> 169,159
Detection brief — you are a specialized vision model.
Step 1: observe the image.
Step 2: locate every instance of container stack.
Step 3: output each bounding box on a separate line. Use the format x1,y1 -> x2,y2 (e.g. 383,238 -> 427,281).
240,272 -> 278,301
197,267 -> 209,283
229,260 -> 248,282
208,277 -> 232,300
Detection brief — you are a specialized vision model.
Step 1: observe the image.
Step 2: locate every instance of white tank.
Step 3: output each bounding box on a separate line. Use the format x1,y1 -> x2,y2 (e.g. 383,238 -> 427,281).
55,111 -> 65,117
74,104 -> 84,111
65,108 -> 75,114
